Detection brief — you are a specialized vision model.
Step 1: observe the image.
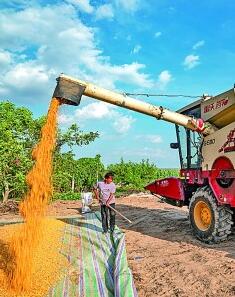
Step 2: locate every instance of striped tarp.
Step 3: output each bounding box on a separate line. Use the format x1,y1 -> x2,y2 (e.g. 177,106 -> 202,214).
47,212 -> 137,297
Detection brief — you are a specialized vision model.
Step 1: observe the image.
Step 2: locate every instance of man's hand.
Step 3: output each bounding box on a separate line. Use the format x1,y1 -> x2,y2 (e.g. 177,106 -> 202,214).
106,193 -> 113,206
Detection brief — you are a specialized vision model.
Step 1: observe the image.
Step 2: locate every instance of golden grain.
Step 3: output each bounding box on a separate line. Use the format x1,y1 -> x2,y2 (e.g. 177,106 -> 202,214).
0,219 -> 69,297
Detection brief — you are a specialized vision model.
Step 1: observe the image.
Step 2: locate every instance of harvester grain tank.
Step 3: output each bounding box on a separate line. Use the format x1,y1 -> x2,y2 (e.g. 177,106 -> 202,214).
53,74 -> 235,243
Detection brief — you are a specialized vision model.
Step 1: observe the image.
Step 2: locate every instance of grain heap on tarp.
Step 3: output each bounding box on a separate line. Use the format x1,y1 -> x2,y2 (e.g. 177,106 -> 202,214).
0,219 -> 69,297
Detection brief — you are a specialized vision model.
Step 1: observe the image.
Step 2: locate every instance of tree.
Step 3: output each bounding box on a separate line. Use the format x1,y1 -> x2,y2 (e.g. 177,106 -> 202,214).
108,159 -> 179,191
56,124 -> 99,152
75,154 -> 104,191
0,101 -> 99,201
0,102 -> 37,201
53,154 -> 104,193
53,124 -> 100,193
53,152 -> 76,193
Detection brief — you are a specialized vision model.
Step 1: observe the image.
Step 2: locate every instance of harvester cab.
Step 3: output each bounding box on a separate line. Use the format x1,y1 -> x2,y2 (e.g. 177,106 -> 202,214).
171,100 -> 203,170
53,74 -> 235,244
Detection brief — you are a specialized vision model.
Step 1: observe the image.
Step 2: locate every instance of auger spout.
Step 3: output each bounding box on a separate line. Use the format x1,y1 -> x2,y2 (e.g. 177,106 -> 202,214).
53,74 -> 210,135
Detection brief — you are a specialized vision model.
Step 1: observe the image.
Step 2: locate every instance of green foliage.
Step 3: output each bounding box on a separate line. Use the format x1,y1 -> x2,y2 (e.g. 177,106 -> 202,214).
53,152 -> 76,193
108,158 -> 179,191
52,192 -> 81,201
0,101 -> 38,201
75,155 -> 104,191
53,153 -> 104,193
56,124 -> 99,152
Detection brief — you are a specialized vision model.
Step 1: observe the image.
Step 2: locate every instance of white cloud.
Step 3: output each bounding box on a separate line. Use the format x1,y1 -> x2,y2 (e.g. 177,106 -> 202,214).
58,113 -> 74,124
146,135 -> 162,144
75,102 -> 111,120
105,63 -> 153,88
0,3 -> 153,103
0,50 -> 11,65
66,0 -> 94,13
58,101 -> 113,125
183,54 -> 200,69
117,146 -> 165,158
115,0 -> 140,12
157,70 -> 172,89
136,134 -> 163,144
0,62 -> 51,99
96,4 -> 114,20
113,115 -> 135,133
59,101 -> 135,134
192,40 -> 205,50
4,63 -> 49,88
0,4 -> 79,49
0,50 -> 12,74
132,44 -> 141,54
154,31 -> 162,38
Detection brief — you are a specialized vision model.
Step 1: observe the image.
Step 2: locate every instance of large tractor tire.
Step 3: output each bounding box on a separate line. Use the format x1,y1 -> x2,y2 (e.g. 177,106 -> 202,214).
189,186 -> 233,243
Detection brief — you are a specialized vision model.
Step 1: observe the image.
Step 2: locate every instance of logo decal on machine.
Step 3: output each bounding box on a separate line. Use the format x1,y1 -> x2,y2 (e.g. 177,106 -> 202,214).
204,97 -> 229,113
219,128 -> 235,153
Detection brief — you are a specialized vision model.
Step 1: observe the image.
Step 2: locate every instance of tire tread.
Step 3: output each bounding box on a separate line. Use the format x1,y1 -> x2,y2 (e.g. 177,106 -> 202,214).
189,186 -> 233,244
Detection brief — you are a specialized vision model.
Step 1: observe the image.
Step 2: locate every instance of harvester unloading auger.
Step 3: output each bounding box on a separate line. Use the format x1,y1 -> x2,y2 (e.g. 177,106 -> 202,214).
53,74 -> 235,244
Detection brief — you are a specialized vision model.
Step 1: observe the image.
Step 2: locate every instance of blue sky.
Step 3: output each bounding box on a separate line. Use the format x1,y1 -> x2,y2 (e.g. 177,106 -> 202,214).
0,0 -> 235,167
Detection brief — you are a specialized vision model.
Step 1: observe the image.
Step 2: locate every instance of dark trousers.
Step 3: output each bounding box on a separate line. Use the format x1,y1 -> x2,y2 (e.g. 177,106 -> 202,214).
101,203 -> 115,232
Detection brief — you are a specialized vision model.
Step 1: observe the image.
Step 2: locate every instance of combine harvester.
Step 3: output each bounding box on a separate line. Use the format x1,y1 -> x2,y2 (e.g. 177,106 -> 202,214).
53,74 -> 234,244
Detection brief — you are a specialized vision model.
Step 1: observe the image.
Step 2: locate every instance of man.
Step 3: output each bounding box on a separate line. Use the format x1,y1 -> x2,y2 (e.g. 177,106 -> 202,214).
93,172 -> 116,233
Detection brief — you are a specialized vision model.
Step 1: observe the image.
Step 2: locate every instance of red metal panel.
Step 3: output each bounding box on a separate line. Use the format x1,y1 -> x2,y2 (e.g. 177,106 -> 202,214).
208,157 -> 235,207
145,177 -> 185,201
180,169 -> 204,185
145,158 -> 235,207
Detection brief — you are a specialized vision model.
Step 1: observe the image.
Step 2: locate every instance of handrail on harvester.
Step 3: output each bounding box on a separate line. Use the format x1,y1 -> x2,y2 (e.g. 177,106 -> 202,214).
53,74 -> 212,135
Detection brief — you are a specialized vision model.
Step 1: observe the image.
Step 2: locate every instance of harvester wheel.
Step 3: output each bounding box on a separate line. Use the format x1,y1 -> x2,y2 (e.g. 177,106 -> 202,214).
189,186 -> 233,243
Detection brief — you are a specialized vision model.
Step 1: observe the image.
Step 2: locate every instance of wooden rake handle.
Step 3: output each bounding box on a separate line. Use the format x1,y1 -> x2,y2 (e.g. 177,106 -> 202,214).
98,198 -> 132,224
107,204 -> 132,224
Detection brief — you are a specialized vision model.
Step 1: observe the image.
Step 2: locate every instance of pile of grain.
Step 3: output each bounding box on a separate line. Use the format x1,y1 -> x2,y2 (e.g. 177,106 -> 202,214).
0,219 -> 69,297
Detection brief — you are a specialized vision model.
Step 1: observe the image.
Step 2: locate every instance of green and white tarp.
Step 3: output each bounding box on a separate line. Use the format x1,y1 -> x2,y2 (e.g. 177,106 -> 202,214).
47,212 -> 137,297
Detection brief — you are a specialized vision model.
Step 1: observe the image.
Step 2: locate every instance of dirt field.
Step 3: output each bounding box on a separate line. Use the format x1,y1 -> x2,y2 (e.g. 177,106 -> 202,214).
116,194 -> 235,297
1,194 -> 235,297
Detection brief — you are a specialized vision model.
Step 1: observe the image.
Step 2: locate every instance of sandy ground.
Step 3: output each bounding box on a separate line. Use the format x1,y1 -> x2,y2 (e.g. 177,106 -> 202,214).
116,195 -> 235,297
1,194 -> 234,297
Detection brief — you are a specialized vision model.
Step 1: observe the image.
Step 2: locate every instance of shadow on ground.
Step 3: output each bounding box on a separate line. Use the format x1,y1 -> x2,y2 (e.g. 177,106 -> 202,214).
67,203 -> 235,261
0,239 -> 15,277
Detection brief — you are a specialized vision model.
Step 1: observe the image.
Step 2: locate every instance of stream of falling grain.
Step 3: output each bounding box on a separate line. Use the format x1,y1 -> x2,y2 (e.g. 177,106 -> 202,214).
8,98 -> 62,293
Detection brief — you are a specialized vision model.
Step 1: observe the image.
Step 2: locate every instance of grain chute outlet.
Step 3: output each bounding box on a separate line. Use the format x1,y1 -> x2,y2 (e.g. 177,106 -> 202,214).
53,74 -> 235,244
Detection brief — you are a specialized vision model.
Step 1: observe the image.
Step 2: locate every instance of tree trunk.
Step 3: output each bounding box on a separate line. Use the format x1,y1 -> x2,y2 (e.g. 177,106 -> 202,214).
71,175 -> 75,192
3,182 -> 10,203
